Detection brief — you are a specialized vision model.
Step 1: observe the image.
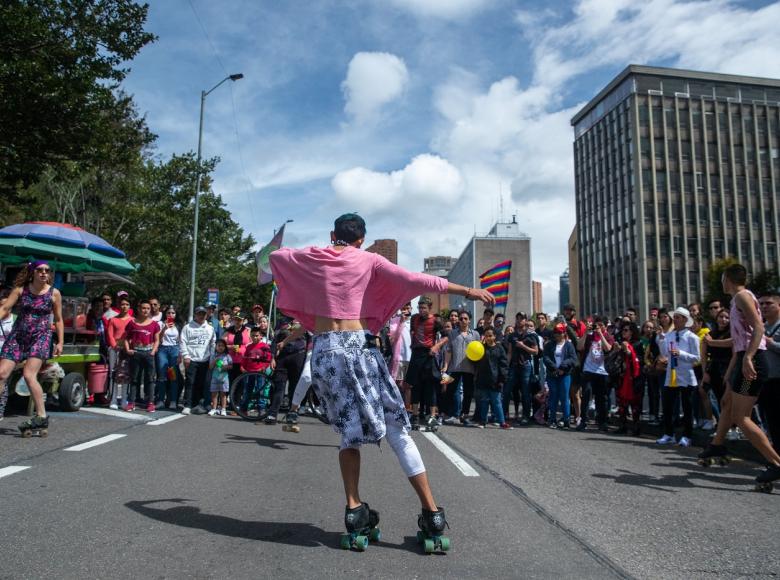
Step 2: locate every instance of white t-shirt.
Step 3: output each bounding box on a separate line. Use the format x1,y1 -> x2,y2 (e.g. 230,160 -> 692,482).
583,338 -> 608,375
151,312 -> 163,323
554,343 -> 565,368
160,323 -> 180,347
399,319 -> 412,362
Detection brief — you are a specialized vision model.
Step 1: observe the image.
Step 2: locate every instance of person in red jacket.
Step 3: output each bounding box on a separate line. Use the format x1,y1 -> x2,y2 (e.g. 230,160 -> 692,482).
615,322 -> 642,435
242,327 -> 274,374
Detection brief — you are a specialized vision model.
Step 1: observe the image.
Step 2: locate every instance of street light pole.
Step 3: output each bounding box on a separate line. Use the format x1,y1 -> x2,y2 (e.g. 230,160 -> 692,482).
188,73 -> 244,321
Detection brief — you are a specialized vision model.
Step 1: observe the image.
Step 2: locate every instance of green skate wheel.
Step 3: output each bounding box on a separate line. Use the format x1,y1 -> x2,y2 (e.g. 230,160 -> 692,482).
423,538 -> 435,554
416,530 -> 425,544
355,535 -> 369,551
369,527 -> 381,542
439,536 -> 450,551
340,534 -> 352,550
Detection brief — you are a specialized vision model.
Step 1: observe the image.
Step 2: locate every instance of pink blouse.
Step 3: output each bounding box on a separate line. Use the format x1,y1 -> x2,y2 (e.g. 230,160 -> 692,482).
270,246 -> 449,334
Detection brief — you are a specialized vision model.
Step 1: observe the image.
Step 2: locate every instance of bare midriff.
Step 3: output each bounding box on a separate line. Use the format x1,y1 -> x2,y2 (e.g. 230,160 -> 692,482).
314,316 -> 368,333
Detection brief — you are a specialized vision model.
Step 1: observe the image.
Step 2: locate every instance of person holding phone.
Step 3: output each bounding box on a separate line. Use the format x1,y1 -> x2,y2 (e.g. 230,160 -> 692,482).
577,316 -> 614,431
155,306 -> 182,410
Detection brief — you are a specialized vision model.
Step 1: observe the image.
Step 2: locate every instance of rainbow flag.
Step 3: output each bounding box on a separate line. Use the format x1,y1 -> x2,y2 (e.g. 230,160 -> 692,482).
479,260 -> 511,309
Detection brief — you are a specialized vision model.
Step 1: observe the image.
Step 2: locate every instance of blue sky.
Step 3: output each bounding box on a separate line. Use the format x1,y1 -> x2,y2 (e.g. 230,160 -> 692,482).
123,0 -> 780,313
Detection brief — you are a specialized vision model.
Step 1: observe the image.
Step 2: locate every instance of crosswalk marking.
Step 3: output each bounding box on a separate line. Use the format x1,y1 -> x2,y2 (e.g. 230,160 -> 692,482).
420,431 -> 480,477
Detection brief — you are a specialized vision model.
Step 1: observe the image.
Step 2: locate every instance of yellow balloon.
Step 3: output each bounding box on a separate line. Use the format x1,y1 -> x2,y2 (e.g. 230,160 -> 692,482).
465,340 -> 485,362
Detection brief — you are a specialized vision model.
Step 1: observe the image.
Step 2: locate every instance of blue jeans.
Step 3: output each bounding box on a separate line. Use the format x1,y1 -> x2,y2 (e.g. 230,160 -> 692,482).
547,373 -> 571,424
156,345 -> 180,404
503,362 -> 533,419
477,389 -> 505,425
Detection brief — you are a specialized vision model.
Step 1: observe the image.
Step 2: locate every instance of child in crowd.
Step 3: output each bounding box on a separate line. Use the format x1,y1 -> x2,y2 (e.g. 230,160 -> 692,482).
242,328 -> 274,374
474,327 -> 512,429
208,339 -> 233,416
0,290 -> 16,419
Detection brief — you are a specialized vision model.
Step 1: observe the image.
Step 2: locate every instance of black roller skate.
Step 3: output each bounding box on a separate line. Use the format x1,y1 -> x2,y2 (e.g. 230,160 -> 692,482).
697,443 -> 730,467
410,413 -> 420,431
424,415 -> 439,433
282,411 -> 300,433
417,506 -> 450,554
754,464 -> 780,494
18,415 -> 49,438
340,503 -> 381,551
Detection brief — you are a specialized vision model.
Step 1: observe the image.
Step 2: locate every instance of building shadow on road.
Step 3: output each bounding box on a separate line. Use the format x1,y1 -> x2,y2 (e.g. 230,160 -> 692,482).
125,499 -> 421,553
222,433 -> 339,450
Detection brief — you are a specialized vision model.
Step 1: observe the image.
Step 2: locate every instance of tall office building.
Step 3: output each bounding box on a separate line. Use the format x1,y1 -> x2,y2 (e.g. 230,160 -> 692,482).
447,217 -> 532,321
532,280 -> 543,314
559,269 -> 570,313
365,239 -> 398,264
572,65 -> 780,318
422,256 -> 457,314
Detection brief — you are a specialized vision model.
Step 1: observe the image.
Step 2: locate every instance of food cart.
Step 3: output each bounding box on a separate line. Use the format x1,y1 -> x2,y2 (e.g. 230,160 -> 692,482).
0,222 -> 136,413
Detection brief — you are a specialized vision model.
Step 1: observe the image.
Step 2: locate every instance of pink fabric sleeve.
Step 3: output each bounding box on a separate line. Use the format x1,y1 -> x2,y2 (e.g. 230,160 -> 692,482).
373,256 -> 449,295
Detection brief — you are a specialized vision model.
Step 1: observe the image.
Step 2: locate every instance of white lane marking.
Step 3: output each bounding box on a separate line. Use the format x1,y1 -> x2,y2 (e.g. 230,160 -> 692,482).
64,434 -> 126,451
147,414 -> 186,426
0,465 -> 32,480
80,407 -> 148,422
420,431 -> 480,477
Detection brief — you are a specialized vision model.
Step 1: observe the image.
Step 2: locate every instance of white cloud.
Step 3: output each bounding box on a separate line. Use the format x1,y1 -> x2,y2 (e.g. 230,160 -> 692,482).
342,52 -> 409,123
388,0 -> 496,20
331,154 -> 465,214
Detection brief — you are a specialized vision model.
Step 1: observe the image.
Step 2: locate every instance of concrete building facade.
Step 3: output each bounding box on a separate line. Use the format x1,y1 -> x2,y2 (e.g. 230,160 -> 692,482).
422,256 -> 457,315
572,65 -> 780,318
567,227 -> 581,314
447,219 -> 532,321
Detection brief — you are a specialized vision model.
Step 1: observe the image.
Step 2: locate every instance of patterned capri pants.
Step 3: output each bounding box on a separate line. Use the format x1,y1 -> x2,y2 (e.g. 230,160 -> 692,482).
311,331 -> 425,477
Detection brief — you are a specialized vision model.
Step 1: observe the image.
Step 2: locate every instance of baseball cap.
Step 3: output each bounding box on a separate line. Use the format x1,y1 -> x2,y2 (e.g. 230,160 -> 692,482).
194,306 -> 208,314
206,302 -> 217,309
252,304 -> 264,311
117,290 -> 129,298
553,323 -> 566,334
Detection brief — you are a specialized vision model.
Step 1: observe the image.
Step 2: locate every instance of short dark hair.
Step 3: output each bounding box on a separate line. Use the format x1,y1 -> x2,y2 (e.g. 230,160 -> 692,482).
458,310 -> 470,319
483,308 -> 494,316
334,213 -> 366,243
250,327 -> 261,334
708,299 -> 721,308
625,307 -> 637,315
723,263 -> 747,286
418,296 -> 433,307
515,311 -> 527,321
482,326 -> 496,335
137,299 -> 150,307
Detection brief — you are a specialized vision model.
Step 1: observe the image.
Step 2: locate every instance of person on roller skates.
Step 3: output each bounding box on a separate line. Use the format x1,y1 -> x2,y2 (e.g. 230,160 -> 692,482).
0,261 -> 64,437
699,264 -> 780,492
270,214 -> 493,551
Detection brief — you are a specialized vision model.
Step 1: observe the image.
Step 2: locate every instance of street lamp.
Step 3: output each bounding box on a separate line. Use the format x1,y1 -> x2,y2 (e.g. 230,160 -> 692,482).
188,73 -> 244,321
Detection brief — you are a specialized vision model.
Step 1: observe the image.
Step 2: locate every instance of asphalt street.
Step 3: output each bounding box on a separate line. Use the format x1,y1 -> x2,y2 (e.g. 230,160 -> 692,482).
0,408 -> 777,580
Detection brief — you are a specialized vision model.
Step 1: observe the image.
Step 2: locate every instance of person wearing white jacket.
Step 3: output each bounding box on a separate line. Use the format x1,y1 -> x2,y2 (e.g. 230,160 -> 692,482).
179,306 -> 216,414
656,307 -> 700,447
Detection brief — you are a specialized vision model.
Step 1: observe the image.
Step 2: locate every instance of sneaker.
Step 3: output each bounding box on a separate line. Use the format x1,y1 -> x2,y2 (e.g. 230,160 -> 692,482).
463,419 -> 479,428
123,402 -> 135,412
181,407 -> 191,415
491,422 -> 501,427
207,408 -> 218,416
168,403 -> 177,411
219,407 -> 228,416
436,417 -> 444,426
476,423 -> 486,429
109,402 -> 119,410
548,423 -> 558,429
726,428 -> 740,441
191,405 -> 206,415
700,420 -> 714,430
574,417 -> 582,427
518,418 -> 530,426
500,423 -> 514,430
146,402 -> 155,413
154,400 -> 165,410
557,420 -> 566,429
264,414 -> 277,425
575,420 -> 587,431
678,436 -> 692,447
656,434 -> 676,445
443,416 -> 458,425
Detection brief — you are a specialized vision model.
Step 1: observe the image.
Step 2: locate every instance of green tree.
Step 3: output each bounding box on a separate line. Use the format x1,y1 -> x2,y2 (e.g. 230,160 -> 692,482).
0,0 -> 156,198
704,257 -> 739,308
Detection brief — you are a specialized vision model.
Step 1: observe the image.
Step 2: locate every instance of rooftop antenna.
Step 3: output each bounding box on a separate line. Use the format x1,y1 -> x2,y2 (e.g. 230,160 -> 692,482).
512,213 -> 517,224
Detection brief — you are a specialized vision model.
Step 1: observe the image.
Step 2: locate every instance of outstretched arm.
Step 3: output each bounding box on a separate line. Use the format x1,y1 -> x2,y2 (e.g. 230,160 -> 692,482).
447,282 -> 494,305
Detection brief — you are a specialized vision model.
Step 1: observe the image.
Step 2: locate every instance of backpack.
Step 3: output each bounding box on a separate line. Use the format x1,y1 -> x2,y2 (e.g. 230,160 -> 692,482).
604,347 -> 625,378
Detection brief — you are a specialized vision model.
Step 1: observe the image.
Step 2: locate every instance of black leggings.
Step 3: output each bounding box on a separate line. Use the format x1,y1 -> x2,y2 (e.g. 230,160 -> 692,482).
270,350 -> 306,414
130,350 -> 155,403
662,386 -> 693,438
452,372 -> 474,418
758,378 -> 780,455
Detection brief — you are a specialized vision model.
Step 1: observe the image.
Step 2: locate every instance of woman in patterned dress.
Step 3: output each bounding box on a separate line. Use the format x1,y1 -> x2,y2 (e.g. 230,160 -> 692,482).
0,261 -> 64,433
